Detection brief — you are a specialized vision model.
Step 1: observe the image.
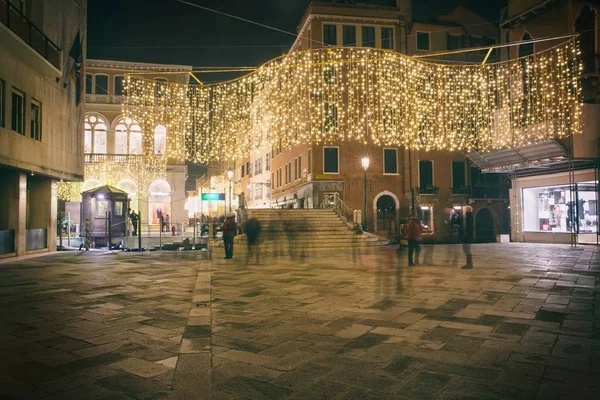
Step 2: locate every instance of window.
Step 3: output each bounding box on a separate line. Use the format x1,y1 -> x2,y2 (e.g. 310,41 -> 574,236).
324,67 -> 336,84
241,165 -> 245,178
114,76 -> 125,96
362,26 -> 375,47
115,201 -> 124,217
480,37 -> 497,56
287,162 -> 292,183
266,153 -> 270,171
154,77 -> 168,98
324,146 -> 339,174
419,205 -> 433,232
247,162 -> 251,177
277,168 -> 282,188
284,163 -> 289,184
343,25 -> 356,46
96,200 -> 108,217
417,32 -> 430,51
0,79 -> 5,127
85,74 -> 93,94
307,149 -> 312,175
84,114 -> 108,154
452,161 -> 466,191
324,102 -> 338,133
30,100 -> 41,141
11,89 -> 25,134
95,75 -> 108,95
447,34 -> 465,50
154,125 -> 167,154
114,117 -> 142,154
248,185 -> 253,201
381,27 -> 393,49
296,156 -> 302,180
324,24 -> 337,46
419,160 -> 434,190
9,0 -> 24,13
383,148 -> 398,174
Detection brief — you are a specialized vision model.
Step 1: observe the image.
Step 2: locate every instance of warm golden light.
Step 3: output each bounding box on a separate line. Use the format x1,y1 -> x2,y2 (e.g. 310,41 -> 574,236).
122,40 -> 582,163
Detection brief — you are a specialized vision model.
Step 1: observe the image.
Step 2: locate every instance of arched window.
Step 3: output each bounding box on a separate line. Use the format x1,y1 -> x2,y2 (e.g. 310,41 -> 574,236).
84,114 -> 108,154
114,117 -> 143,155
154,124 -> 167,155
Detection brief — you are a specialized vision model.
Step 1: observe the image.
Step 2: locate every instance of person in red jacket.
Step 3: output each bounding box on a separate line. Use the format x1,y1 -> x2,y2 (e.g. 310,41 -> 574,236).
221,214 -> 237,259
406,215 -> 422,266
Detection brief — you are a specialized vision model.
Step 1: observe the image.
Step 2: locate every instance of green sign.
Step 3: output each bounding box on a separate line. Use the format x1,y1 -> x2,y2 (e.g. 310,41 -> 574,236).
201,193 -> 225,201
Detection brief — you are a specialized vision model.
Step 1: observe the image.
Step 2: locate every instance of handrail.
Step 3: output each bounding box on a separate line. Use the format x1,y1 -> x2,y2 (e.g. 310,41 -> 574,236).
321,193 -> 354,226
0,0 -> 62,69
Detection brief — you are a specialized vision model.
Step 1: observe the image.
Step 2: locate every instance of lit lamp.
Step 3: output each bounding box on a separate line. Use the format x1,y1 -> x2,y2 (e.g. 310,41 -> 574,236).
361,157 -> 370,231
226,169 -> 234,212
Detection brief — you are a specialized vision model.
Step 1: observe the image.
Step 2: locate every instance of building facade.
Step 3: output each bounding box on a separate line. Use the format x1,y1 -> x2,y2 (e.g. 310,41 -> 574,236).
79,59 -> 192,233
235,0 -> 510,242
496,0 -> 600,244
0,0 -> 87,256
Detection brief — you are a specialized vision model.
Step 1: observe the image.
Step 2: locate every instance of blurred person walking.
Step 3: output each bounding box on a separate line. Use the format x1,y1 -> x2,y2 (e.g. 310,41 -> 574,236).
406,215 -> 422,266
221,213 -> 237,259
245,218 -> 262,264
459,207 -> 475,269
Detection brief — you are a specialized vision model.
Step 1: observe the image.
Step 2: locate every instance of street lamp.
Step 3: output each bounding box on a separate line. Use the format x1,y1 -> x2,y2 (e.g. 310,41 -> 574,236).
226,169 -> 234,212
361,156 -> 370,231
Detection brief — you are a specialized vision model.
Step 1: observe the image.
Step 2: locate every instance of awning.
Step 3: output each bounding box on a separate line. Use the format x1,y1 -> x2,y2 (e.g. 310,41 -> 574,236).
465,140 -> 569,173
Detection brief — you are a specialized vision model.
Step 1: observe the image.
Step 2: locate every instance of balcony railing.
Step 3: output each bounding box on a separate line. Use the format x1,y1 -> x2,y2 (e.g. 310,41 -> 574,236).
417,185 -> 439,195
0,0 -> 61,69
85,154 -> 150,163
470,183 -> 510,199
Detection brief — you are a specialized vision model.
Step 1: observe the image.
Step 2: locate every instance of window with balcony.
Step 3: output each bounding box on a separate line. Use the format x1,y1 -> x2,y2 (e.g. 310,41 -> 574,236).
11,88 -> 24,135
381,27 -> 393,49
324,102 -> 338,133
362,26 -> 375,47
95,75 -> 108,95
154,77 -> 168,98
383,148 -> 398,174
114,117 -> 142,155
324,24 -> 337,46
30,100 -> 40,141
324,146 -> 339,174
452,161 -> 466,193
84,114 -> 107,154
114,76 -> 125,96
85,74 -> 93,94
0,78 -> 5,128
154,124 -> 167,154
418,160 -> 434,193
417,31 -> 430,51
343,25 -> 356,46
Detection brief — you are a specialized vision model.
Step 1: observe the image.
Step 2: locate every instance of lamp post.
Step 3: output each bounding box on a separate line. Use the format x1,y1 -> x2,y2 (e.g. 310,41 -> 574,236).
226,169 -> 234,212
361,157 -> 370,231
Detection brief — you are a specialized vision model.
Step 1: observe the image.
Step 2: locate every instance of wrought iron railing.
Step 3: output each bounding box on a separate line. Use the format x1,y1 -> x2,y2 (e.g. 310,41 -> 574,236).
85,154 -> 150,163
0,0 -> 61,69
321,193 -> 354,226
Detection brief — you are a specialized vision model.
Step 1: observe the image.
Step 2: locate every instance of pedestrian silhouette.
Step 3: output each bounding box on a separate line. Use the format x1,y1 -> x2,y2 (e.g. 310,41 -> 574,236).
245,218 -> 262,264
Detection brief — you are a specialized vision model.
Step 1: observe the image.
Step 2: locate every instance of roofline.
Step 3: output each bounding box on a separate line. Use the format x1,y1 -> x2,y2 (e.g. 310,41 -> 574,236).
87,59 -> 193,72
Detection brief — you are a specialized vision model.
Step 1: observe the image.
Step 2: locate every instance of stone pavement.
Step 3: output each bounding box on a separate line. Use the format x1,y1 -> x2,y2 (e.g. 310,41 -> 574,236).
0,244 -> 598,399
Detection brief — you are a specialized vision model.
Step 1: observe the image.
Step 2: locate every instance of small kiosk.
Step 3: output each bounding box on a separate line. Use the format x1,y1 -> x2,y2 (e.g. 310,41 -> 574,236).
81,185 -> 129,248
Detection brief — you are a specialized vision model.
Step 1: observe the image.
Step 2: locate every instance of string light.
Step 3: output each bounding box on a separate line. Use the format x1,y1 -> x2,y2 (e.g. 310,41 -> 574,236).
122,40 -> 582,163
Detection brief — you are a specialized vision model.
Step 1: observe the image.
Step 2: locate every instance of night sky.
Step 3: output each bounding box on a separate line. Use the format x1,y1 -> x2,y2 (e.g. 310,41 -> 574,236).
88,0 -> 507,80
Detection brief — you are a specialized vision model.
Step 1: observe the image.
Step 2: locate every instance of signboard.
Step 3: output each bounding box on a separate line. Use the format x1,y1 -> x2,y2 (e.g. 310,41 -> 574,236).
201,193 -> 225,201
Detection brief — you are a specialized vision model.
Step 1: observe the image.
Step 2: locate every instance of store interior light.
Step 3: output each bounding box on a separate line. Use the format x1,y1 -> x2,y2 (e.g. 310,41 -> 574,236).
420,206 -> 430,210
453,206 -> 462,210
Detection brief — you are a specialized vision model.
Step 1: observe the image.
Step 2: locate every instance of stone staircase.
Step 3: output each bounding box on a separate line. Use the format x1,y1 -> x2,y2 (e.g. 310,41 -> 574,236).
233,208 -> 389,252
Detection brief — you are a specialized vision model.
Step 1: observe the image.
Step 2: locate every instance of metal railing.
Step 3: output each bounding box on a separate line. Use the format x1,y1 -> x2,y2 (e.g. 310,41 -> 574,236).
0,0 -> 61,69
321,193 -> 354,226
85,154 -> 151,163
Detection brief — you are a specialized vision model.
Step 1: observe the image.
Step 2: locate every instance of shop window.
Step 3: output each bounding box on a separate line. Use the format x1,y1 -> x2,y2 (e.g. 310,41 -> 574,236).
30,100 -> 41,141
324,146 -> 339,174
324,24 -> 337,46
95,74 -> 108,95
381,27 -> 393,49
522,184 -> 598,233
418,160 -> 434,192
419,205 -> 433,232
11,88 -> 24,134
96,200 -> 108,217
362,26 -> 375,47
114,76 -> 125,96
384,148 -> 398,174
343,25 -> 356,46
417,32 -> 430,51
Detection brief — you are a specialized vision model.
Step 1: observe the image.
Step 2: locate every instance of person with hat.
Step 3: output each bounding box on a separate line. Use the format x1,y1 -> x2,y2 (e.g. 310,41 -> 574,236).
221,213 -> 238,259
